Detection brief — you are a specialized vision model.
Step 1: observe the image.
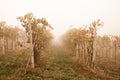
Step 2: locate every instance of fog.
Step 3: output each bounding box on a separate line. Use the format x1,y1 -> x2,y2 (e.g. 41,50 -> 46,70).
0,0 -> 120,38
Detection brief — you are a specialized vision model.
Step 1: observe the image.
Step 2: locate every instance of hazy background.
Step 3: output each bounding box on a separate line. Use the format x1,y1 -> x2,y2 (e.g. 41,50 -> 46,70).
0,0 -> 120,38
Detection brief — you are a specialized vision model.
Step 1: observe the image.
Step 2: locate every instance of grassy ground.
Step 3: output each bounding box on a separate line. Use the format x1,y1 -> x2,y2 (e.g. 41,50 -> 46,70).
0,47 -> 119,80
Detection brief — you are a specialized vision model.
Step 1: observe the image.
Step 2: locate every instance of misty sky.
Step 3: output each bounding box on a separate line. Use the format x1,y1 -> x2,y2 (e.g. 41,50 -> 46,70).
0,0 -> 120,37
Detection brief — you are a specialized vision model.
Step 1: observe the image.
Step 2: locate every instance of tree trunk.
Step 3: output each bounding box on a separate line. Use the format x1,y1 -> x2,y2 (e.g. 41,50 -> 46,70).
12,41 -> 15,50
76,43 -> 79,59
92,37 -> 96,70
5,37 -> 8,51
114,41 -> 117,62
90,41 -> 94,68
1,36 -> 5,55
34,46 -> 40,67
90,35 -> 96,69
29,21 -> 35,68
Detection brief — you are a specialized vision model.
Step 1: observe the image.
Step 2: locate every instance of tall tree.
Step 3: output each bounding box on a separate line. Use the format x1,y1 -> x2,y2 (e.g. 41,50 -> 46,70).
88,19 -> 103,69
17,13 -> 53,68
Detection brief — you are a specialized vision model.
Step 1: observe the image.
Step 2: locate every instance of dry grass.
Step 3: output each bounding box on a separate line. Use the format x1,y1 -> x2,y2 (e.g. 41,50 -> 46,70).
71,56 -> 120,80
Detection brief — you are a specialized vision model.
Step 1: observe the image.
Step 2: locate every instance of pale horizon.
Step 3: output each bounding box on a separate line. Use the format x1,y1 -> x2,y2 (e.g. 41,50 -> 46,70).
0,0 -> 120,37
